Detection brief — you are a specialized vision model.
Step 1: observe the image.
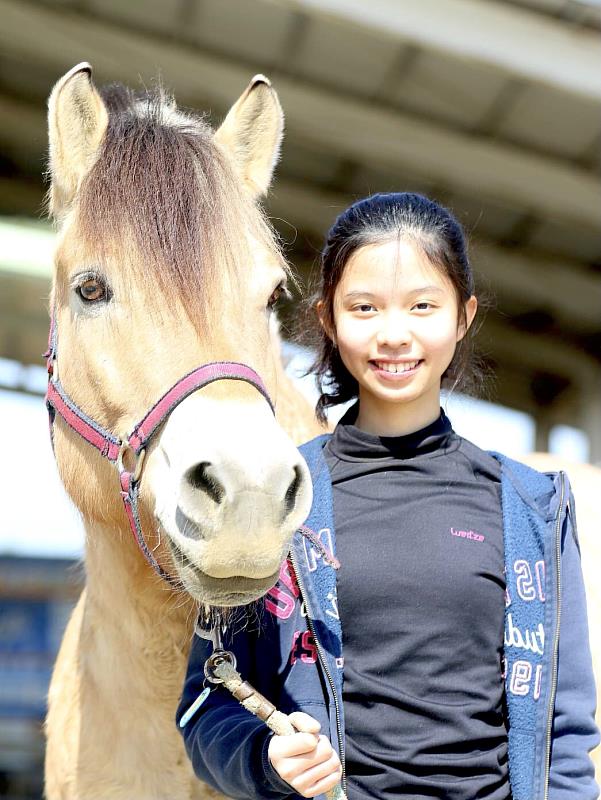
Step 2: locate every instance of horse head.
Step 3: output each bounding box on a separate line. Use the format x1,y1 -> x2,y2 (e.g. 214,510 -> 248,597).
46,63 -> 312,607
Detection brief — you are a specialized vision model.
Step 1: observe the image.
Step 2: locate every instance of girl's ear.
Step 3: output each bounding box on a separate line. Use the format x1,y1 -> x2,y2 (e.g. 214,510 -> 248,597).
457,295 -> 478,341
317,300 -> 336,345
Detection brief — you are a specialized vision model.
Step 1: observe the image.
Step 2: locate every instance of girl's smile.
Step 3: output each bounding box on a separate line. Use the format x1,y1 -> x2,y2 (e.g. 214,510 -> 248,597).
369,359 -> 423,377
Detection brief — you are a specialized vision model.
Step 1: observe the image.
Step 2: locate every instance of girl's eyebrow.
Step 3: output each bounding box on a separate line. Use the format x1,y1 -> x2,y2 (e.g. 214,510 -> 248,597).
342,290 -> 378,300
407,285 -> 445,296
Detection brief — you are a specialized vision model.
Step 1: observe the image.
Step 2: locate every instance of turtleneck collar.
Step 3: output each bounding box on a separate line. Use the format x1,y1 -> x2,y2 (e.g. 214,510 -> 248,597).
327,403 -> 455,462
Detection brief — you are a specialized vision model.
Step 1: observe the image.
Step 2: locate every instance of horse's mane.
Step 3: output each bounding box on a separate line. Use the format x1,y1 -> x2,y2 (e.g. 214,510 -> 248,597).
75,83 -> 281,325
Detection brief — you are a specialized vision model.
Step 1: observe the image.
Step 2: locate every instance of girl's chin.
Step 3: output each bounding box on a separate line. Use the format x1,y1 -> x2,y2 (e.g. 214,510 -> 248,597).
359,380 -> 422,405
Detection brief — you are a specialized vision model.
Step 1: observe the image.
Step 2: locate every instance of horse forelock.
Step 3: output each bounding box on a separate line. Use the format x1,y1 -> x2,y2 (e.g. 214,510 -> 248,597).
73,83 -> 282,328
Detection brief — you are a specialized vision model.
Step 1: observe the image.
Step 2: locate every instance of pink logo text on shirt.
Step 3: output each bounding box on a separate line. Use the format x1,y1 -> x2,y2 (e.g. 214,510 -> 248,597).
450,526 -> 485,543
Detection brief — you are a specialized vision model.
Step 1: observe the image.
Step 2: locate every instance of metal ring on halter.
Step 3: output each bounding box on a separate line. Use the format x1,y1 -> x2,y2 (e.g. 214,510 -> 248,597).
204,649 -> 237,684
117,441 -> 146,482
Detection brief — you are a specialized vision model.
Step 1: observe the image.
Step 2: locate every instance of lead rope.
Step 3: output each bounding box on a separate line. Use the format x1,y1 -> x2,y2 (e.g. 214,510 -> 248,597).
208,655 -> 346,800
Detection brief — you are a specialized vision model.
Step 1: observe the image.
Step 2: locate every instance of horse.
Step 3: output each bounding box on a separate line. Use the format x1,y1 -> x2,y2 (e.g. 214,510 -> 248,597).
43,63 -> 321,800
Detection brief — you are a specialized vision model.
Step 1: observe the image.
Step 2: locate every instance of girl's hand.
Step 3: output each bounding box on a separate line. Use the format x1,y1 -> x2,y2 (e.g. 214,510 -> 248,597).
268,711 -> 343,798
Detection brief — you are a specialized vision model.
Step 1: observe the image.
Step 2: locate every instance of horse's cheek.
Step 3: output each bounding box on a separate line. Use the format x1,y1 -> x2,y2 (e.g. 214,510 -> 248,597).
53,426 -> 121,525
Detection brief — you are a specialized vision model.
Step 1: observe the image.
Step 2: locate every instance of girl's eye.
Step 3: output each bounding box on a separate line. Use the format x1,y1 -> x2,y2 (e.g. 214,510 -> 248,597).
413,302 -> 432,311
267,282 -> 290,311
354,304 -> 376,313
76,276 -> 110,303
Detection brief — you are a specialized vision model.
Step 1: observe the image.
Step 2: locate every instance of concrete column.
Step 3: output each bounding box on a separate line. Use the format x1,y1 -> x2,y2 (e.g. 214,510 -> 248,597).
534,412 -> 553,454
581,372 -> 601,466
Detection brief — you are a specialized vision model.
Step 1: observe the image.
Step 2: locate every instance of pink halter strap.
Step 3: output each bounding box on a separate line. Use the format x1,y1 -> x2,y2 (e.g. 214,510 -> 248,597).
44,317 -> 275,586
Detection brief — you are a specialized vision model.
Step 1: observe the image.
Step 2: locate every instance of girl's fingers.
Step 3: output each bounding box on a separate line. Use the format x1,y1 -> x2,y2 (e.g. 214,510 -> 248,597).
269,731 -> 321,760
296,756 -> 343,798
288,711 -> 322,735
272,737 -> 340,784
298,751 -> 342,786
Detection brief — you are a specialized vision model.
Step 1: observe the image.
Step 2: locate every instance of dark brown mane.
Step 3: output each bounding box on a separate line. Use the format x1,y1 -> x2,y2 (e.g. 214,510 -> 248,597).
76,83 -> 278,323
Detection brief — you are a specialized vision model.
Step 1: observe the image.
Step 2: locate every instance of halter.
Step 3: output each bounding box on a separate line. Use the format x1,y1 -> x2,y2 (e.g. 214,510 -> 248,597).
44,316 -> 275,587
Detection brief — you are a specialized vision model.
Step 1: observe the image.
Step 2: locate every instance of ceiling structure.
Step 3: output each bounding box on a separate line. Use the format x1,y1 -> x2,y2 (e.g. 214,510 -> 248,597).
0,0 -> 600,457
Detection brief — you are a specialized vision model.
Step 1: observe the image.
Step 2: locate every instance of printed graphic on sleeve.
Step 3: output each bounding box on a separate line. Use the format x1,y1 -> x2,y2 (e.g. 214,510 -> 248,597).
265,560 -> 300,620
290,630 -> 317,665
504,558 -> 546,702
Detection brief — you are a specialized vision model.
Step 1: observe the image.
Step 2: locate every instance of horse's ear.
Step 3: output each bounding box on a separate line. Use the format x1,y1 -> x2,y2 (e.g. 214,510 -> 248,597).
47,63 -> 108,218
214,75 -> 284,198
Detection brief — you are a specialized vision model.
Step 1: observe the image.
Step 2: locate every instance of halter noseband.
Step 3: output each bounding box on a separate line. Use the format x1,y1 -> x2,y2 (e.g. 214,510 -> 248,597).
44,317 -> 275,587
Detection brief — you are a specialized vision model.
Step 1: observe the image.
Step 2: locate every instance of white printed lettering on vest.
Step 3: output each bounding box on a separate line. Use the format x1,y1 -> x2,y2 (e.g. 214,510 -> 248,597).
533,663 -> 543,701
513,559 -> 545,602
535,560 -> 545,602
504,613 -> 545,655
303,528 -> 334,572
507,660 -> 543,700
326,590 -> 340,620
514,559 -> 536,601
510,660 -> 532,696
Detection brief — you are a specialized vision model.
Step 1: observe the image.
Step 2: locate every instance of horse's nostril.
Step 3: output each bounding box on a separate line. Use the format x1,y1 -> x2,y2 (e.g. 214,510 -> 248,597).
185,462 -> 225,505
284,464 -> 304,518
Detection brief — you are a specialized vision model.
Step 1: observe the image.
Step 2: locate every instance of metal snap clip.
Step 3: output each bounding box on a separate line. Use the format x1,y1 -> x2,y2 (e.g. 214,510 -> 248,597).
204,649 -> 237,684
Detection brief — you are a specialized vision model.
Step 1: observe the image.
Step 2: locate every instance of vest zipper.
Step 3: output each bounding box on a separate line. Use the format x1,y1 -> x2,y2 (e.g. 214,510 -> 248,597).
289,549 -> 347,796
542,471 -> 565,800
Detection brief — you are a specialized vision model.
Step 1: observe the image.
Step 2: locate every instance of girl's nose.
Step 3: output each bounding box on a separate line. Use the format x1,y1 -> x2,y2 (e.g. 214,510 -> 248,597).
376,312 -> 411,349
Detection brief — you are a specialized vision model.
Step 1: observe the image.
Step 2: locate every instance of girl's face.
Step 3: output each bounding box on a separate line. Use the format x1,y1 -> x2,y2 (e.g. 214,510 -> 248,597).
329,238 -> 477,432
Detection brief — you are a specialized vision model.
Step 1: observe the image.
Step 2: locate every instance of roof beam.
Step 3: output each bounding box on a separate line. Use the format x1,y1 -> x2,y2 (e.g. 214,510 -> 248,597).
0,0 -> 598,231
480,318 -> 599,384
287,0 -> 601,102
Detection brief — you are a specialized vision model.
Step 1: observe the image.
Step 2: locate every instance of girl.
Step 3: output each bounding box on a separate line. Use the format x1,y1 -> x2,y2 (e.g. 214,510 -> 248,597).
177,193 -> 599,799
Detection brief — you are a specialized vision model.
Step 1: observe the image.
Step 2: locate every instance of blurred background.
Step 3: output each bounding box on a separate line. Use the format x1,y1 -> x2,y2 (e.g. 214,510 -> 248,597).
0,0 -> 600,796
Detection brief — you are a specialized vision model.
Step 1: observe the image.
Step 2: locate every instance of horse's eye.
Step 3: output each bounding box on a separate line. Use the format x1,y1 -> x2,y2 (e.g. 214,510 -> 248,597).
76,276 -> 109,303
267,282 -> 289,311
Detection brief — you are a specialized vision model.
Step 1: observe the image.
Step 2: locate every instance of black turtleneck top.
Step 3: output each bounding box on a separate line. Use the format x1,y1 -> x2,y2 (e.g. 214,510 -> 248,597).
323,406 -> 511,800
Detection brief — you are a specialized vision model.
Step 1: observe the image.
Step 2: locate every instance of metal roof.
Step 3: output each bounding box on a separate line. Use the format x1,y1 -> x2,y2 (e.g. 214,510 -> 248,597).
0,0 -> 600,450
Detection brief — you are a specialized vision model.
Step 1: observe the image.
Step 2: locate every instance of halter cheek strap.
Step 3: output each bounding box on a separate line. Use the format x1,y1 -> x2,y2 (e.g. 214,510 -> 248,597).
44,318 -> 275,587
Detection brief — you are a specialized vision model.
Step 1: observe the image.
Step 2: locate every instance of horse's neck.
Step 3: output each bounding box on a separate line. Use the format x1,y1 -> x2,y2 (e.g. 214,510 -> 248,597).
44,513 -> 203,800
270,330 -> 325,445
275,373 -> 324,443
82,523 -> 195,699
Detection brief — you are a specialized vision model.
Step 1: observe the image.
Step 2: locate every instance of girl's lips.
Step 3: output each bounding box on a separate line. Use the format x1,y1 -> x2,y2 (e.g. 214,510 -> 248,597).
369,359 -> 423,379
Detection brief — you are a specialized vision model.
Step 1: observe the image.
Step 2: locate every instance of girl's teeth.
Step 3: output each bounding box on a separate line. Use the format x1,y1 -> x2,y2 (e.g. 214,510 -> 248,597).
377,360 -> 418,373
